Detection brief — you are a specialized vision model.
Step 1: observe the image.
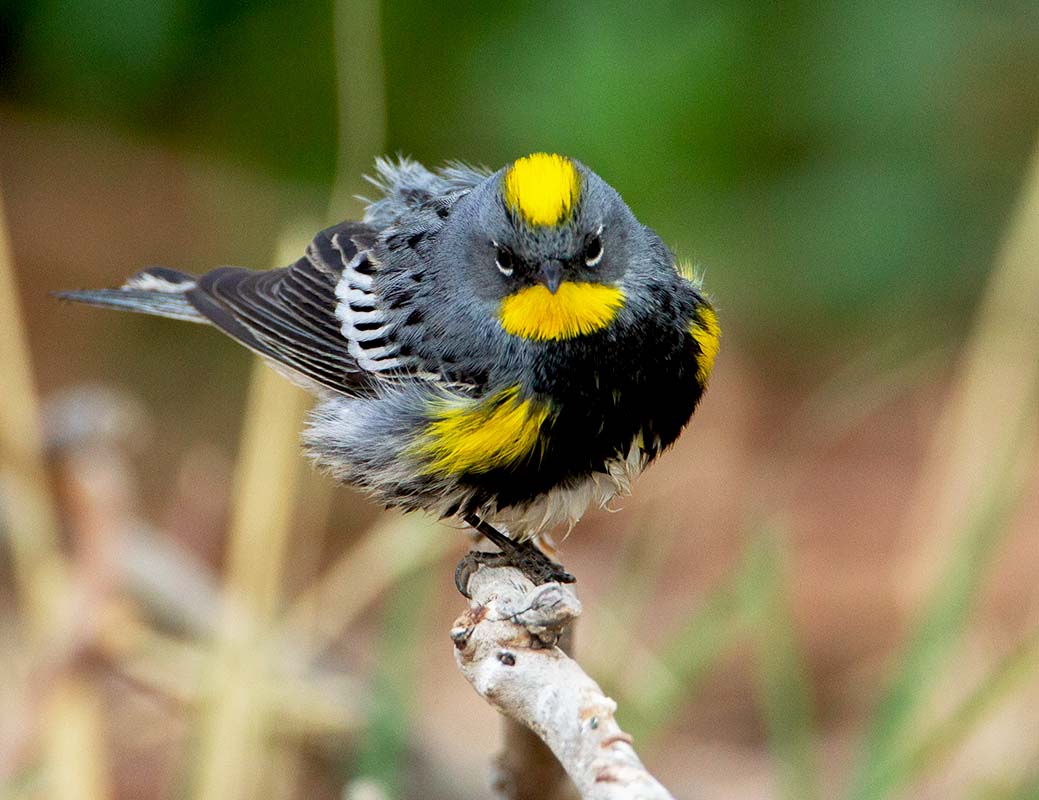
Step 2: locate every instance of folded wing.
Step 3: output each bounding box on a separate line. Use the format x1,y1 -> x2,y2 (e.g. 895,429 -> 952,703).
59,221 -> 384,396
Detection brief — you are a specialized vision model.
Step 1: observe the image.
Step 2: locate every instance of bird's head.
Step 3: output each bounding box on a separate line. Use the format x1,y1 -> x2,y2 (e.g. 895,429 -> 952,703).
444,153 -> 649,342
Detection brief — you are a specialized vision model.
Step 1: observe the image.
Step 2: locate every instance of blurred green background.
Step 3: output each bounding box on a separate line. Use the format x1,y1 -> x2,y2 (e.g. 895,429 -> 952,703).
5,0 -> 1038,341
1,2 -> 1038,799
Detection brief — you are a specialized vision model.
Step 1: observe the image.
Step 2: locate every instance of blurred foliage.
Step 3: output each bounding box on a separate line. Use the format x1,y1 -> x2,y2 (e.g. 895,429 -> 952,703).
352,568 -> 435,797
849,395 -> 1037,800
2,0 -> 1038,346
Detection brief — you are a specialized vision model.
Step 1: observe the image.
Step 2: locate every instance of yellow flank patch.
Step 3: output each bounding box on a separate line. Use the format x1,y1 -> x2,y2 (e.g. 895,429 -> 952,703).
499,282 -> 625,341
502,153 -> 580,226
689,305 -> 720,385
414,386 -> 549,476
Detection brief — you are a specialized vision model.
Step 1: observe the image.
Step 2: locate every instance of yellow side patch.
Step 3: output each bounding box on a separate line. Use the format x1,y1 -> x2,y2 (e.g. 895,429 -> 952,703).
499,282 -> 625,341
414,386 -> 549,476
689,306 -> 720,384
502,153 -> 580,226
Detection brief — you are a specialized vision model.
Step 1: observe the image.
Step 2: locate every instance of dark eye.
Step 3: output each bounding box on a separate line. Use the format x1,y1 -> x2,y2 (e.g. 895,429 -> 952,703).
494,243 -> 515,276
584,234 -> 604,267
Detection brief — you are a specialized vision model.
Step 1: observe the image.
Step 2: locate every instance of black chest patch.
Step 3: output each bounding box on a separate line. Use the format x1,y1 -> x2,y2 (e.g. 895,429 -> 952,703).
453,315 -> 705,513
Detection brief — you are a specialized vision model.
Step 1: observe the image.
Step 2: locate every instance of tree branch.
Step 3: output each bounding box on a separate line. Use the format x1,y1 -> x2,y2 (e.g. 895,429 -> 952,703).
451,566 -> 675,800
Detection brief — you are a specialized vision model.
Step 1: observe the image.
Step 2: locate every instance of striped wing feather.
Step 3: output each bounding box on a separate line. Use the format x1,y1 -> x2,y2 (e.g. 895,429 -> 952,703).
187,221 -> 379,395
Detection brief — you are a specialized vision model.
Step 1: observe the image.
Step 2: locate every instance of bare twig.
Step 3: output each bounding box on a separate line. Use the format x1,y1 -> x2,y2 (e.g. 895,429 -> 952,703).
451,566 -> 676,800
495,621 -> 579,800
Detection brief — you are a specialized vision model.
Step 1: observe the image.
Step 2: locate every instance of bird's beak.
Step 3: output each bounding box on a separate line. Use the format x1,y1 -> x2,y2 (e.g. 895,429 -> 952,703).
536,261 -> 563,294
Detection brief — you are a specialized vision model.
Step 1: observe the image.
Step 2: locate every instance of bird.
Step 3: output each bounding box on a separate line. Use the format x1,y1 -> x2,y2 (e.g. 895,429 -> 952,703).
59,152 -> 720,594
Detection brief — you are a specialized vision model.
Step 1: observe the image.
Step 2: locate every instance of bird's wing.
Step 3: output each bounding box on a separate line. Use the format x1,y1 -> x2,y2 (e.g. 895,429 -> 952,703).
61,221 -> 394,397
187,221 -> 396,395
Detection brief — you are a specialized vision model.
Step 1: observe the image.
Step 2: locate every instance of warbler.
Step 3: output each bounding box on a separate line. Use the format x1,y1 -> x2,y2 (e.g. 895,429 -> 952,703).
60,153 -> 719,593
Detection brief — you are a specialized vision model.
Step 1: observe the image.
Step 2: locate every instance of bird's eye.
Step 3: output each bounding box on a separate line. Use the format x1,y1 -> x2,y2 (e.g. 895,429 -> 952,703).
584,234 -> 604,268
494,244 -> 515,277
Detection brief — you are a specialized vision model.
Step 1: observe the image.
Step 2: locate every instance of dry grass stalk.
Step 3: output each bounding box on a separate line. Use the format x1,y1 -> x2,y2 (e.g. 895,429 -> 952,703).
191,235 -> 313,800
899,142 -> 1039,600
0,185 -> 110,797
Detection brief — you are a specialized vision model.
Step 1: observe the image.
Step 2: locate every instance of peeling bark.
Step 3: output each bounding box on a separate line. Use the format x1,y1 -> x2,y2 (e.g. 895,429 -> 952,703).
451,566 -> 675,800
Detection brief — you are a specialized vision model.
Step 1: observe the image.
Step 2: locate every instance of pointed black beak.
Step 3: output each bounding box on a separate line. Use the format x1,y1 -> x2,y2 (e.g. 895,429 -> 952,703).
537,261 -> 563,294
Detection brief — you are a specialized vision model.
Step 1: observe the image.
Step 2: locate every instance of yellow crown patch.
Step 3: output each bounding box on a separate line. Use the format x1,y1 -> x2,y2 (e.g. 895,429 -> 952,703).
502,153 -> 580,226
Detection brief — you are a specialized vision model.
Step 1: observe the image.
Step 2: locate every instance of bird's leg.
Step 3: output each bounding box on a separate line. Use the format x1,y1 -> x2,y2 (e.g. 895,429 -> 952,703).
455,514 -> 576,598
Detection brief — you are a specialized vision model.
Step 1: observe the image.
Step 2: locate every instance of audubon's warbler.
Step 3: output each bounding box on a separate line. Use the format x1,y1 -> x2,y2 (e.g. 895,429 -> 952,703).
60,153 -> 720,593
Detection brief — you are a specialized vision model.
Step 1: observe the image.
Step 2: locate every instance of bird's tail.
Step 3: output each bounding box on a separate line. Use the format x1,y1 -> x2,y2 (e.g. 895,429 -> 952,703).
56,267 -> 206,323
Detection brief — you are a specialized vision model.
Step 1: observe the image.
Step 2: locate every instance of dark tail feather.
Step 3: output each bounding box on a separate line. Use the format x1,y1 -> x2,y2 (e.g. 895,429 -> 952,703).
56,267 -> 206,323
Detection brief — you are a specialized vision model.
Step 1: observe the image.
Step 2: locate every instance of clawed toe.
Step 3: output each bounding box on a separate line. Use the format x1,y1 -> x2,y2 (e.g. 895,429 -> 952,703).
513,547 -> 576,587
455,514 -> 577,598
455,550 -> 510,597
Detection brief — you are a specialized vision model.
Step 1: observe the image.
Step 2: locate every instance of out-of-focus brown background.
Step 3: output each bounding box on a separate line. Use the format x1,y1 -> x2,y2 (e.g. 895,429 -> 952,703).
1,2 -> 1038,799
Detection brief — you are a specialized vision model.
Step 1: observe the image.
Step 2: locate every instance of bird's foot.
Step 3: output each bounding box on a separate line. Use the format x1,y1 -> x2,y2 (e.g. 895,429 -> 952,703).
455,516 -> 576,598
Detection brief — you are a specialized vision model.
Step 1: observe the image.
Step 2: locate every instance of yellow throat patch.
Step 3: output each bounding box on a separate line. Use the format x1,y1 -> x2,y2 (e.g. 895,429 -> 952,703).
502,153 -> 580,226
499,282 -> 625,341
689,306 -> 720,385
413,387 -> 549,476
